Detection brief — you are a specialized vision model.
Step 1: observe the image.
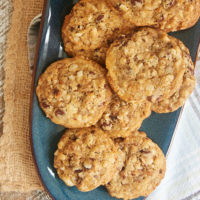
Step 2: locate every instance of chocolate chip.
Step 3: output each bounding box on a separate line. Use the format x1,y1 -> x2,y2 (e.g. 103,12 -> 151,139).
120,172 -> 126,179
110,115 -> 117,121
70,135 -> 77,141
53,88 -> 59,95
140,149 -> 150,154
70,26 -> 74,32
42,102 -> 49,108
94,48 -> 100,52
91,130 -> 95,134
89,71 -> 95,75
107,39 -> 113,45
122,40 -> 128,47
114,137 -> 125,143
55,109 -> 64,116
114,28 -> 120,32
77,84 -> 81,88
159,169 -> 162,174
114,4 -> 121,10
147,96 -> 152,101
75,169 -> 82,173
96,14 -> 104,21
68,155 -> 73,163
79,2 -> 84,6
100,122 -> 111,130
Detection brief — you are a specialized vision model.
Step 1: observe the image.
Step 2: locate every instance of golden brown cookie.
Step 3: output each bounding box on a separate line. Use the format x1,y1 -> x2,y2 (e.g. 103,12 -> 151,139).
106,28 -> 185,103
36,57 -> 112,128
106,131 -> 166,199
54,127 -> 120,192
107,0 -> 200,32
154,0 -> 200,32
152,44 -> 196,113
62,0 -> 135,65
62,0 -> 124,52
98,95 -> 151,138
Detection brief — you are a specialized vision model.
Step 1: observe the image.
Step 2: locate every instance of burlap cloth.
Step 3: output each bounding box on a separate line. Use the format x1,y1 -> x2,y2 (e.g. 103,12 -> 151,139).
0,0 -> 50,199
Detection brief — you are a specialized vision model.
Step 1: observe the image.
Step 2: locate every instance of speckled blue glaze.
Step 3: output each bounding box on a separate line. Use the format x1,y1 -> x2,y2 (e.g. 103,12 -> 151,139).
31,0 -> 200,199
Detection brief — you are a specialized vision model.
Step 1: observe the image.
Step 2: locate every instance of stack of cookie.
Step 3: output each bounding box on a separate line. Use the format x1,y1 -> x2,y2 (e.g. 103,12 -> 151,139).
36,0 -> 199,199
62,0 -> 199,65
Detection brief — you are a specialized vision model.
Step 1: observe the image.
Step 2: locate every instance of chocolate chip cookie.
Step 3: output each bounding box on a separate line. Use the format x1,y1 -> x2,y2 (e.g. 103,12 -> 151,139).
107,0 -> 200,32
106,131 -> 166,199
62,0 -> 134,65
98,95 -> 151,138
36,57 -> 112,128
54,127 -> 120,192
62,0 -> 123,51
106,28 -> 185,103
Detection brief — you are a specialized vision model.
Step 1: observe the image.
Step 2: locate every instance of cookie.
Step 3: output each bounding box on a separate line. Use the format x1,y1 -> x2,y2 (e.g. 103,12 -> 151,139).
106,28 -> 185,103
54,127 -> 120,192
62,0 -> 124,52
152,44 -> 196,113
154,0 -> 200,32
36,57 -> 112,128
106,131 -> 166,199
107,0 -> 200,32
62,0 -> 134,65
98,95 -> 151,138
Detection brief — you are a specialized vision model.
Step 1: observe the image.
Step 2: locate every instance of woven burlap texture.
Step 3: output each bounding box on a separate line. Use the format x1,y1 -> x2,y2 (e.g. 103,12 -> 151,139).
0,0 -> 12,136
0,0 -> 43,192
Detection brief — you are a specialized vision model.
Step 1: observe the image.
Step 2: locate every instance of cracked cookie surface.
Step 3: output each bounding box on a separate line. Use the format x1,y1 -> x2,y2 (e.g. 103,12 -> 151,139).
36,57 -> 112,128
106,131 -> 166,199
54,127 -> 119,192
106,28 -> 185,103
98,95 -> 151,138
107,0 -> 200,32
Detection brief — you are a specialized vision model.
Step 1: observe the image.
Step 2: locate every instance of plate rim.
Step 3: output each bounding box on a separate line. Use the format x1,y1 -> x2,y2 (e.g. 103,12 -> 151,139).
29,0 -> 200,199
29,0 -> 55,199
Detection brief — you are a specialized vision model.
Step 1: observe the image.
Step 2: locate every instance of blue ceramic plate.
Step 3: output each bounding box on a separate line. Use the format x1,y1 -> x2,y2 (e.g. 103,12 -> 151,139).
30,0 -> 200,199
